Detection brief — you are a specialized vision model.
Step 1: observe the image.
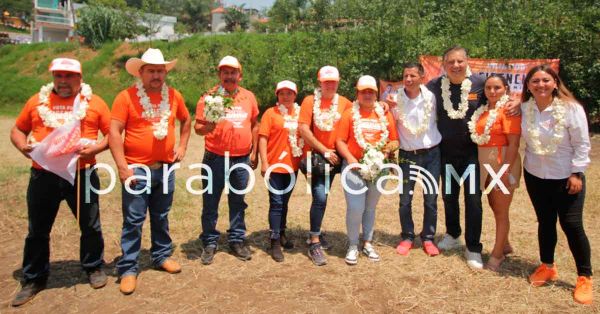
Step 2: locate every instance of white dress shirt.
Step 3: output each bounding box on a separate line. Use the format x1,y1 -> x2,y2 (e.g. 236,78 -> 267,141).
392,86 -> 442,151
522,100 -> 591,179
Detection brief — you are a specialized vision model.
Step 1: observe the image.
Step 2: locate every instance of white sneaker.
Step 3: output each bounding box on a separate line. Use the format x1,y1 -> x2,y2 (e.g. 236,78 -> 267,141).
437,233 -> 463,251
362,243 -> 380,262
345,245 -> 359,265
465,249 -> 483,270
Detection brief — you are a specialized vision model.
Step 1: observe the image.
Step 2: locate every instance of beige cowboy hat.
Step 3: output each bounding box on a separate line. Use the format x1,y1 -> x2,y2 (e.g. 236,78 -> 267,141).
125,48 -> 177,78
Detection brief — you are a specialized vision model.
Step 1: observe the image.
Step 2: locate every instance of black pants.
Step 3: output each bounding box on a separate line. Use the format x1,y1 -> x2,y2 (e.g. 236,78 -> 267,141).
22,168 -> 104,282
524,170 -> 592,277
441,153 -> 483,253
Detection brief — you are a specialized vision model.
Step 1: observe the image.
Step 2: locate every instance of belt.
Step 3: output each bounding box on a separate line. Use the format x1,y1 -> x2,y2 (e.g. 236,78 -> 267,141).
401,144 -> 439,155
148,162 -> 166,170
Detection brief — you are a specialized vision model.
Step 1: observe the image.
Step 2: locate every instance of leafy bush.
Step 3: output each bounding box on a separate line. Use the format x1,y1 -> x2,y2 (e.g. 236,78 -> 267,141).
76,5 -> 142,48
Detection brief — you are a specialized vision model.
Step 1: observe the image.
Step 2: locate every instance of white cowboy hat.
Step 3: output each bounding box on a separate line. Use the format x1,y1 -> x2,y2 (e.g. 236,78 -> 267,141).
125,48 -> 177,78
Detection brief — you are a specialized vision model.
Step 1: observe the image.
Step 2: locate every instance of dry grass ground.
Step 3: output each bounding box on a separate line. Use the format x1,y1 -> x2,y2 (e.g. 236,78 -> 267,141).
0,116 -> 599,313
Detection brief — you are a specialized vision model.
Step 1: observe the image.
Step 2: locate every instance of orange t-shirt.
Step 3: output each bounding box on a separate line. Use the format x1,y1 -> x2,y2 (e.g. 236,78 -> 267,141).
298,94 -> 352,150
337,107 -> 398,160
475,107 -> 521,147
258,105 -> 305,173
111,86 -> 189,165
15,92 -> 111,169
195,86 -> 259,156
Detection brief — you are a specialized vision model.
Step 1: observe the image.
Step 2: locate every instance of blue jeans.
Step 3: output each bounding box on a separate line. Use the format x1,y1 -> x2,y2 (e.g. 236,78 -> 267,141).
267,172 -> 297,239
200,151 -> 251,246
309,171 -> 337,236
341,160 -> 382,246
399,147 -> 441,241
441,152 -> 483,253
116,166 -> 175,276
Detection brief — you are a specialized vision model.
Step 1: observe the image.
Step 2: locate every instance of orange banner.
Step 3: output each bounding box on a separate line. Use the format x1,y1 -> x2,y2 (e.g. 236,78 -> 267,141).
419,56 -> 560,98
379,80 -> 403,101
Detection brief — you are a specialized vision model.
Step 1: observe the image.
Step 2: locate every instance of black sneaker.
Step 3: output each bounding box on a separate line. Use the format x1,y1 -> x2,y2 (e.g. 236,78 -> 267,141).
270,239 -> 284,262
11,279 -> 47,307
201,245 -> 217,265
308,243 -> 327,266
229,242 -> 252,261
87,267 -> 107,289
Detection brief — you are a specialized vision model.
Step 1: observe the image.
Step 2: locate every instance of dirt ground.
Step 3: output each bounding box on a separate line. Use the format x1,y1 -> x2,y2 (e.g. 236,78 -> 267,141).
0,116 -> 599,313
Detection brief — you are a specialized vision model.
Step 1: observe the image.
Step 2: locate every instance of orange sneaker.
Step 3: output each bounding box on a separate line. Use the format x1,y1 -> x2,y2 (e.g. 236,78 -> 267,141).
395,240 -> 413,256
574,276 -> 593,305
119,275 -> 137,295
159,258 -> 182,274
528,264 -> 558,287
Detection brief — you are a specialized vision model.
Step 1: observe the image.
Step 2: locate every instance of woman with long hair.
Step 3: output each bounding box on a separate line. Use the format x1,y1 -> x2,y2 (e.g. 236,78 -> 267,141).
521,65 -> 592,304
468,74 -> 521,271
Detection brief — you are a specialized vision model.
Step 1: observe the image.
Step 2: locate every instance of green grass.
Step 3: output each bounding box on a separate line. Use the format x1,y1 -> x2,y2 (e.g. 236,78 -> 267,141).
0,24 -> 29,34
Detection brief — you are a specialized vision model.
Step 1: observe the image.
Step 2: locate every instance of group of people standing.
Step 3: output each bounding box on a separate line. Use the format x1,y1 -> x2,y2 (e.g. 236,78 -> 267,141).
9,45 -> 592,306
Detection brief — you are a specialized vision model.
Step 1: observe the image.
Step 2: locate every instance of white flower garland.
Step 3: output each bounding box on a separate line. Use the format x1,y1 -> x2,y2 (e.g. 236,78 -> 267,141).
312,88 -> 341,131
468,94 -> 510,145
37,82 -> 91,128
352,101 -> 389,181
135,80 -> 170,140
523,97 -> 567,155
394,85 -> 434,135
441,76 -> 472,119
277,102 -> 305,157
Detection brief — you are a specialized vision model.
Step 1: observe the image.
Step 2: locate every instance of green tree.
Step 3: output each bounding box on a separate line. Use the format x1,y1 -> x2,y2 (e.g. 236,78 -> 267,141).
225,6 -> 250,32
76,4 -> 141,48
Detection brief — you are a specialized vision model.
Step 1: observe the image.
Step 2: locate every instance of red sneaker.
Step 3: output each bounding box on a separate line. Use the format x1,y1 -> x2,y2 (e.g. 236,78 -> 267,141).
422,241 -> 440,256
529,264 -> 558,287
395,240 -> 413,256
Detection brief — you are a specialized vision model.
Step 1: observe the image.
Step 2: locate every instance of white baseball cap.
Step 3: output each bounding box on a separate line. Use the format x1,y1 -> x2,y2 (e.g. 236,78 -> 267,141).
49,58 -> 82,74
125,48 -> 177,78
318,65 -> 340,82
275,80 -> 297,95
356,75 -> 378,91
218,56 -> 242,72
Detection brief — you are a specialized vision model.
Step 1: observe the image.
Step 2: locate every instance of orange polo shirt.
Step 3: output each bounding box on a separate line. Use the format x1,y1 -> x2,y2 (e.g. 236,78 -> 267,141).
111,86 -> 189,165
475,107 -> 521,147
298,94 -> 352,150
337,107 -> 398,160
15,92 -> 111,169
195,86 -> 259,156
258,105 -> 305,173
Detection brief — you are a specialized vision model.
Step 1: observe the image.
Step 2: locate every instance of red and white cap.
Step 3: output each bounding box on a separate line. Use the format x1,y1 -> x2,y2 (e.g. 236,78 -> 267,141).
49,58 -> 82,74
356,75 -> 378,91
317,65 -> 340,82
275,80 -> 297,95
218,55 -> 242,71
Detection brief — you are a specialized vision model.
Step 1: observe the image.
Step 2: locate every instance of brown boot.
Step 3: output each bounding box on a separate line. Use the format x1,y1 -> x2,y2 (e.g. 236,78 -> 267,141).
159,259 -> 181,274
119,275 -> 137,295
271,239 -> 284,262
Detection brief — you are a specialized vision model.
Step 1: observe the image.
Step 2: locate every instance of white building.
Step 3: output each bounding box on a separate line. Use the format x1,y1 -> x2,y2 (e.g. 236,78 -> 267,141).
31,1 -> 177,43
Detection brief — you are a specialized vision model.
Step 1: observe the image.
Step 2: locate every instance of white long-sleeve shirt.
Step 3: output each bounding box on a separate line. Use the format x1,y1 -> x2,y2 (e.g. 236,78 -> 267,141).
521,100 -> 591,179
392,86 -> 442,151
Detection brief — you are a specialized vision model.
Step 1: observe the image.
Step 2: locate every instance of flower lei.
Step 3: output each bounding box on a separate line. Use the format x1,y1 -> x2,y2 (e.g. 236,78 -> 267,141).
441,75 -> 472,119
277,102 -> 304,157
203,86 -> 234,123
135,80 -> 170,140
394,85 -> 434,135
312,88 -> 341,131
523,97 -> 567,155
352,101 -> 389,181
468,94 -> 510,145
37,82 -> 91,128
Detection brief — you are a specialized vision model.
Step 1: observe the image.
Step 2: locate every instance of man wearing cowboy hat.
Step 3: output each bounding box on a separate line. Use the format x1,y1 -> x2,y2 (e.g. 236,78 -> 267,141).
194,55 -> 260,265
109,48 -> 191,294
10,58 -> 110,306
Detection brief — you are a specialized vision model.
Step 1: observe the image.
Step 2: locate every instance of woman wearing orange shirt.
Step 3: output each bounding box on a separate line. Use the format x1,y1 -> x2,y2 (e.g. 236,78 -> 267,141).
468,74 -> 521,271
336,75 -> 399,265
258,81 -> 305,262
